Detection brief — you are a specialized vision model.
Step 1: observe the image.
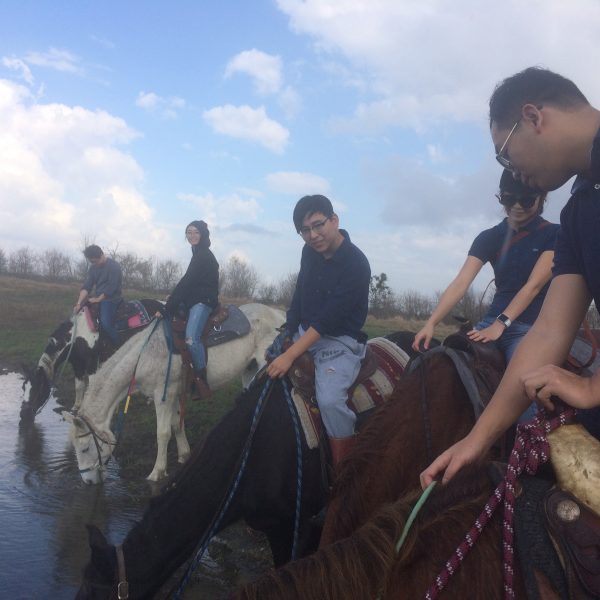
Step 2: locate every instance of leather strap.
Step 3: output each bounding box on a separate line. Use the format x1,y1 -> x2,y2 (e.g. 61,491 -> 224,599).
115,544 -> 129,600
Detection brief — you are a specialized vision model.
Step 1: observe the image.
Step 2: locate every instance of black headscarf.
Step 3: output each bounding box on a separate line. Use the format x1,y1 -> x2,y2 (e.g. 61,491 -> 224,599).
187,220 -> 211,252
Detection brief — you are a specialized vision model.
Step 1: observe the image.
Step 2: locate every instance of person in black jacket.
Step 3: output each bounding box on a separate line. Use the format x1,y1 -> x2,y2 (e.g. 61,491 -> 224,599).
165,220 -> 219,398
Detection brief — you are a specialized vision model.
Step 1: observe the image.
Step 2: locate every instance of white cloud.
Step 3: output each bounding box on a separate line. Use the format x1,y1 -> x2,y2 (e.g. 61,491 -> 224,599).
24,47 -> 83,75
277,0 -> 600,132
0,78 -> 169,257
278,85 -> 302,118
203,104 -> 289,154
2,57 -> 34,85
225,49 -> 283,95
265,171 -> 330,195
135,91 -> 185,119
177,191 -> 262,226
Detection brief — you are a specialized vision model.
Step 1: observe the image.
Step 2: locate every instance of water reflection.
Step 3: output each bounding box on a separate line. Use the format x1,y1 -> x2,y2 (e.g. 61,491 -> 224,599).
0,370 -> 150,599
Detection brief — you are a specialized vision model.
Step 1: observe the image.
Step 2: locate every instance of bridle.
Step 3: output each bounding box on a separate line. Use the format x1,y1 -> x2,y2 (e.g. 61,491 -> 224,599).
74,413 -> 115,475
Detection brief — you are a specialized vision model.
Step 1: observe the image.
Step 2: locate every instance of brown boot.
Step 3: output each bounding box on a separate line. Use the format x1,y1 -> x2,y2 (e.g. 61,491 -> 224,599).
191,368 -> 212,401
319,435 -> 356,547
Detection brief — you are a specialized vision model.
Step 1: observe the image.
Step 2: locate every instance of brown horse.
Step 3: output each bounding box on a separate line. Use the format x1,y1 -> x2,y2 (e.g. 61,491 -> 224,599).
234,466 -> 527,599
321,349 -> 476,545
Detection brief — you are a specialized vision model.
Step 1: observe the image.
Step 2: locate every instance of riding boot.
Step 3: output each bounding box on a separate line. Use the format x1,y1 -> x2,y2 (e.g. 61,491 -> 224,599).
318,435 -> 357,548
191,367 -> 212,401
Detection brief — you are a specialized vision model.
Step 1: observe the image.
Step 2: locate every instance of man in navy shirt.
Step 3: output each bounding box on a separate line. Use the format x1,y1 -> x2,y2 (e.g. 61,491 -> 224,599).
267,194 -> 371,467
422,67 -> 600,487
74,244 -> 123,346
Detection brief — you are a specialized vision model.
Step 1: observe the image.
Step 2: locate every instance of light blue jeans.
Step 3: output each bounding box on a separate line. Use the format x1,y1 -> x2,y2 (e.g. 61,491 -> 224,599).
186,302 -> 212,371
475,316 -> 536,422
295,326 -> 366,438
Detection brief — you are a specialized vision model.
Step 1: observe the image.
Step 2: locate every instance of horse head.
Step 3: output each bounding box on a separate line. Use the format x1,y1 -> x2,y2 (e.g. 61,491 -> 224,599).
75,525 -> 120,600
63,411 -> 115,485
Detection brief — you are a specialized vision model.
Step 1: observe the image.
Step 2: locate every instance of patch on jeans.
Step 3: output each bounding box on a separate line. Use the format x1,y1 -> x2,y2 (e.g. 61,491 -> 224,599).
326,367 -> 336,374
318,349 -> 344,363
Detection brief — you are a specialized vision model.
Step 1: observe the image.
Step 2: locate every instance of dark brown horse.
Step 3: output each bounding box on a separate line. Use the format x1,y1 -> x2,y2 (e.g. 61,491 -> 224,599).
321,349 -> 476,545
235,466 -> 527,599
75,341 -> 480,599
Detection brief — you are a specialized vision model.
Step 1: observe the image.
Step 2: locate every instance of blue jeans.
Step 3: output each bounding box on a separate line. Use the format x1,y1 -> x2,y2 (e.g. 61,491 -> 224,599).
295,326 -> 366,438
99,300 -> 120,345
186,302 -> 212,371
475,316 -> 535,422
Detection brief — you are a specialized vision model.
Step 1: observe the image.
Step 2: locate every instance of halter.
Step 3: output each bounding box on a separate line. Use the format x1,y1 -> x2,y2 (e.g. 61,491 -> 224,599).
74,413 -> 115,475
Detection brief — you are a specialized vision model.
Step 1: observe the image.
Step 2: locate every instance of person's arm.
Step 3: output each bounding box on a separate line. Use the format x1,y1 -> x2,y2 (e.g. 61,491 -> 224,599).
412,256 -> 484,351
266,326 -> 321,379
420,273 -> 591,487
467,250 -> 555,343
74,288 -> 89,312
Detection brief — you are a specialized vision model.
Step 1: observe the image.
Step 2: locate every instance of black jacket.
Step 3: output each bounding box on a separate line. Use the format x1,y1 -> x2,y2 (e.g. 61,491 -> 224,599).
165,246 -> 219,314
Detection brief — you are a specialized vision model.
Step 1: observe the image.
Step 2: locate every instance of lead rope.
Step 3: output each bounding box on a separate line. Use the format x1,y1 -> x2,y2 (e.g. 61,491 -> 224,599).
423,406 -> 577,600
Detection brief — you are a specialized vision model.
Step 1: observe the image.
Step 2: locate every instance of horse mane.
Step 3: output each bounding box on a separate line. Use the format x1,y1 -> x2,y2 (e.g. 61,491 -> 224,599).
236,466 -> 496,600
324,351 -> 474,543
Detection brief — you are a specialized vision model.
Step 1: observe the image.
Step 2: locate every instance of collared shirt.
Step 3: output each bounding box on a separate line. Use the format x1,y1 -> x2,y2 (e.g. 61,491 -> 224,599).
469,216 -> 559,324
81,257 -> 122,302
286,229 -> 371,343
553,127 -> 600,314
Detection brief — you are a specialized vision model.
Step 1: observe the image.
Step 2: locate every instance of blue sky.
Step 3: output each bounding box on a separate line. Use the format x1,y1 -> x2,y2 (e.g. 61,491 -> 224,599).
1,0 -> 599,295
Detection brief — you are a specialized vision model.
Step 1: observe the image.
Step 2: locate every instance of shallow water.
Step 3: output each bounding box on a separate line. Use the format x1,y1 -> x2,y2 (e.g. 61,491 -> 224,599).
0,370 -> 270,599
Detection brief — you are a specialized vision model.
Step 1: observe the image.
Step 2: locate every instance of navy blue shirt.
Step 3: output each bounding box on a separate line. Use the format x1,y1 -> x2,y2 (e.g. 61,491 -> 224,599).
553,127 -> 600,314
469,216 -> 559,325
286,229 -> 371,343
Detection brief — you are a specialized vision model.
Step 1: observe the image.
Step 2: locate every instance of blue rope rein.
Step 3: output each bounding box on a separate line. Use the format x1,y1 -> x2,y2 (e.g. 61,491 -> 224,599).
172,330 -> 305,598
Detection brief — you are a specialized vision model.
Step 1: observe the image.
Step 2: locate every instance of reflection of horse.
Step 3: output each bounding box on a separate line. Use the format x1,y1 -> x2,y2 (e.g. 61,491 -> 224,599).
73,336 -> 409,598
64,303 -> 286,483
20,298 -> 163,422
235,467 -> 526,600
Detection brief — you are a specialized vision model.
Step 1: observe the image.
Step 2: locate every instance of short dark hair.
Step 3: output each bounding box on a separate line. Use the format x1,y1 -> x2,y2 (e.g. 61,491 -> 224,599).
489,67 -> 589,128
83,244 -> 103,260
292,195 -> 334,232
499,169 -> 548,215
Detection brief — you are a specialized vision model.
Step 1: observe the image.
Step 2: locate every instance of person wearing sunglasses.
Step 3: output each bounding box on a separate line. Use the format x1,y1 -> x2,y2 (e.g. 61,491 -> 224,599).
266,194 -> 371,469
422,67 -> 600,489
414,169 -> 557,404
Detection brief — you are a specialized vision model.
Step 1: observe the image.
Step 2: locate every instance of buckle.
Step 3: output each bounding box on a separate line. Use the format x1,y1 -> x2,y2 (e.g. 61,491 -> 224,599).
117,580 -> 129,599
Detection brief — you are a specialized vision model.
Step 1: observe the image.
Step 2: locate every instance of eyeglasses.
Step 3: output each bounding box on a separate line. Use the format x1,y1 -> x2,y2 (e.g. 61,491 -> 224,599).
298,217 -> 330,239
495,192 -> 538,210
495,120 -> 520,172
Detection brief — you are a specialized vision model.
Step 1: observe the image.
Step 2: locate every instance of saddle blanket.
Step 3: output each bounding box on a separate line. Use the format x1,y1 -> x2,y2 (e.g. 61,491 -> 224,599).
292,336 -> 410,449
84,300 -> 152,333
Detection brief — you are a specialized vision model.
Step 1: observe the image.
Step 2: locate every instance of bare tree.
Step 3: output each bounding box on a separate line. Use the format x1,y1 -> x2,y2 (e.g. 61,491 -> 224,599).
116,252 -> 139,288
73,255 -> 89,281
397,290 -> 433,320
256,282 -> 278,305
369,273 -> 397,318
220,256 -> 260,299
0,247 -> 6,273
275,272 -> 298,307
153,259 -> 182,292
41,248 -> 72,280
9,246 -> 37,276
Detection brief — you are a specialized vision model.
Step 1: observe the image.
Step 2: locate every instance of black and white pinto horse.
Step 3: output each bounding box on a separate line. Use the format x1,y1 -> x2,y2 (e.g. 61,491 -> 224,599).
20,299 -> 164,422
64,303 -> 287,483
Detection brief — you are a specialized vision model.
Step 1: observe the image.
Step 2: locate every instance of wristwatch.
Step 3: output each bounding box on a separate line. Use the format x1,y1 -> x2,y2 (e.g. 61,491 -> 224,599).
496,313 -> 512,328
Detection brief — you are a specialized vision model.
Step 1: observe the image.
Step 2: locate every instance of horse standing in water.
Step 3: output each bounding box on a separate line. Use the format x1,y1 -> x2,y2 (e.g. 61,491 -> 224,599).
74,339 -> 496,600
20,299 -> 163,422
64,303 -> 286,483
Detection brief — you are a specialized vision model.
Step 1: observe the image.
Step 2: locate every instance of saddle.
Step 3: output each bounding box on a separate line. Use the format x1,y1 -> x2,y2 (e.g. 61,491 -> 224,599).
287,347 -> 378,405
87,300 -> 152,333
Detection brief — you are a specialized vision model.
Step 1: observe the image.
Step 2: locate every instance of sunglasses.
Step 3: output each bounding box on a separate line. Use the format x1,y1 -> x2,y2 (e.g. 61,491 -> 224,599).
495,193 -> 538,210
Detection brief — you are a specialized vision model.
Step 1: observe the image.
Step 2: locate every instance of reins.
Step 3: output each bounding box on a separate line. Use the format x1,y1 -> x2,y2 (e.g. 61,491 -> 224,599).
422,405 -> 577,599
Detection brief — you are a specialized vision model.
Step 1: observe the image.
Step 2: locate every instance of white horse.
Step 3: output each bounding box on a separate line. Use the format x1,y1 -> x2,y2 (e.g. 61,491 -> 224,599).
62,303 -> 285,484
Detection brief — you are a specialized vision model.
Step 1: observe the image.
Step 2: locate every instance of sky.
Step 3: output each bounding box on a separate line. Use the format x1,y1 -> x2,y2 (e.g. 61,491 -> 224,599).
1,0 -> 599,296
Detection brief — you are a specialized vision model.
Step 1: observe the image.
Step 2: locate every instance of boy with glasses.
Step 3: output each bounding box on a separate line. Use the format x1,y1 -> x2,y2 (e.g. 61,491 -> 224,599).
422,67 -> 600,488
267,194 -> 371,467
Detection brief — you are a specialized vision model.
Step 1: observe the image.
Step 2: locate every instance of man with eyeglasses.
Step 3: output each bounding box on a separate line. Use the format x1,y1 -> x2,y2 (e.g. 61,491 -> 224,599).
267,194 -> 371,468
422,66 -> 600,488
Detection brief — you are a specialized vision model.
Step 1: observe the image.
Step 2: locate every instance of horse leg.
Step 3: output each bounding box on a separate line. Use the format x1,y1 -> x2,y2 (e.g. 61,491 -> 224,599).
147,397 -> 173,481
170,398 -> 190,464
